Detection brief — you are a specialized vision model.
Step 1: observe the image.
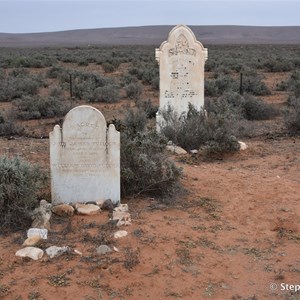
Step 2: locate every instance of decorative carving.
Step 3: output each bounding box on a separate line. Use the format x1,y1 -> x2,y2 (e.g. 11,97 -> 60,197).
169,34 -> 196,56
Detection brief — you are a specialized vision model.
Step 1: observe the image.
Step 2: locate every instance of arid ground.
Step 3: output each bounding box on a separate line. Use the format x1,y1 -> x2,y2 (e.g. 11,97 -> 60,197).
0,46 -> 299,300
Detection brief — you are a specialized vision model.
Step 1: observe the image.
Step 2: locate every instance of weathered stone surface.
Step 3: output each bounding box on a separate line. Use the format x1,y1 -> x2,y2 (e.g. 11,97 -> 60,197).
238,141 -> 248,151
101,199 -> 114,212
96,245 -> 112,255
52,204 -> 74,217
166,144 -> 187,155
23,235 -> 42,247
156,25 -> 208,130
114,204 -> 129,212
45,246 -> 70,258
75,203 -> 100,215
114,230 -> 128,239
15,247 -> 44,260
50,105 -> 120,205
31,199 -> 52,230
112,211 -> 131,226
27,228 -> 48,239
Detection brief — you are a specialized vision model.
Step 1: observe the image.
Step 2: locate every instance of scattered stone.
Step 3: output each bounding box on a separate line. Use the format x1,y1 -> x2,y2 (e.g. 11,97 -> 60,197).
45,246 -> 70,258
27,228 -> 48,239
96,199 -> 106,207
74,249 -> 82,256
221,283 -> 231,290
167,140 -> 173,145
31,199 -> 52,230
190,149 -> 198,154
114,204 -> 128,212
75,203 -> 100,215
112,211 -> 131,226
52,204 -> 74,217
113,246 -> 120,252
238,141 -> 248,151
96,245 -> 112,255
101,199 -> 114,212
166,145 -> 187,155
16,247 -> 44,260
114,230 -> 128,239
22,235 -> 42,247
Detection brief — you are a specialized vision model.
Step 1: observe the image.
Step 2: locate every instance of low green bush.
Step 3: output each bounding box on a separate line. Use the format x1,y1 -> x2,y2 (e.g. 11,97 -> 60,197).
125,82 -> 143,100
285,97 -> 300,135
90,84 -> 120,103
121,129 -> 182,197
14,96 -> 73,120
160,104 -> 240,153
0,114 -> 23,137
0,156 -> 47,231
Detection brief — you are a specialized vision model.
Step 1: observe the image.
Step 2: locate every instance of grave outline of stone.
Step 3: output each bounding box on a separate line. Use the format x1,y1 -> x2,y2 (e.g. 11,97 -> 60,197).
155,24 -> 208,130
50,105 -> 120,205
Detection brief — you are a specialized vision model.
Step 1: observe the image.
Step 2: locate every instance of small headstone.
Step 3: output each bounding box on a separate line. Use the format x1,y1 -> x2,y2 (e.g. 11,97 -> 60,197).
156,25 -> 208,130
16,247 -> 44,260
52,204 -> 74,217
50,105 -> 120,205
27,228 -> 48,239
96,245 -> 112,255
75,203 -> 100,215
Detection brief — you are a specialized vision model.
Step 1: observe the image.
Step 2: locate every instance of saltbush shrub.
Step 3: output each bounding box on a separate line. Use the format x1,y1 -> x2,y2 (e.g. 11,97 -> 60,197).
0,113 -> 23,137
285,97 -> 300,135
160,104 -> 240,153
121,129 -> 182,197
90,84 -> 120,103
0,156 -> 47,231
125,82 -> 143,100
14,96 -> 73,120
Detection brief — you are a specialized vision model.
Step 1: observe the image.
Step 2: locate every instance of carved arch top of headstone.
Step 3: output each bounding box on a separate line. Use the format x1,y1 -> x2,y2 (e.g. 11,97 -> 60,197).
155,24 -> 208,64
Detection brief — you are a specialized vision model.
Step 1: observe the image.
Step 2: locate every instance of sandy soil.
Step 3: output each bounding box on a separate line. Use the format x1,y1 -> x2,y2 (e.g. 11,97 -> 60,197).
0,135 -> 299,300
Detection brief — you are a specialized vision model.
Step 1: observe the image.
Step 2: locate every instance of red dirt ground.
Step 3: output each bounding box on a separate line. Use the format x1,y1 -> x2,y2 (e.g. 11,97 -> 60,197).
0,135 -> 299,300
0,70 -> 299,300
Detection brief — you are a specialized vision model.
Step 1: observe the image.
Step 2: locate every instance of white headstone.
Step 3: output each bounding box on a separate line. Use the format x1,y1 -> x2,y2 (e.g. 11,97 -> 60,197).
50,105 -> 120,205
155,25 -> 208,130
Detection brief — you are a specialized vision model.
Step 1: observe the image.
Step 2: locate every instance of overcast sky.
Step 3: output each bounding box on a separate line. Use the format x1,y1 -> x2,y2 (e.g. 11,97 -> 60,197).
0,0 -> 299,33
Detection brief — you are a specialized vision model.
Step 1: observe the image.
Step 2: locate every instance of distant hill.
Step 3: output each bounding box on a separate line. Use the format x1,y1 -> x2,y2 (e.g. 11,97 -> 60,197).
1,25 -> 300,47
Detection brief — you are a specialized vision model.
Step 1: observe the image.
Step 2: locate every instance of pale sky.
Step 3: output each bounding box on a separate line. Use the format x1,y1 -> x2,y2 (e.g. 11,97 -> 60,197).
0,0 -> 299,34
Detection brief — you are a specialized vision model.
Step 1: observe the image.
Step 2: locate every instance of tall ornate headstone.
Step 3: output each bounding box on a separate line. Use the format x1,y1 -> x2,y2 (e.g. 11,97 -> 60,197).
155,25 -> 208,129
50,105 -> 120,205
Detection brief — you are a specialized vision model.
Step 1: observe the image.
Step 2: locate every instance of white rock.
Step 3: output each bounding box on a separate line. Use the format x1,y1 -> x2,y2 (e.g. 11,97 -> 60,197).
112,211 -> 131,226
166,145 -> 187,155
27,228 -> 48,239
113,246 -> 120,252
114,230 -> 128,239
16,247 -> 44,260
190,149 -> 198,154
238,141 -> 248,151
96,245 -> 112,255
114,204 -> 129,212
75,203 -> 100,215
23,235 -> 42,247
46,246 -> 70,258
74,249 -> 82,256
52,204 -> 74,217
